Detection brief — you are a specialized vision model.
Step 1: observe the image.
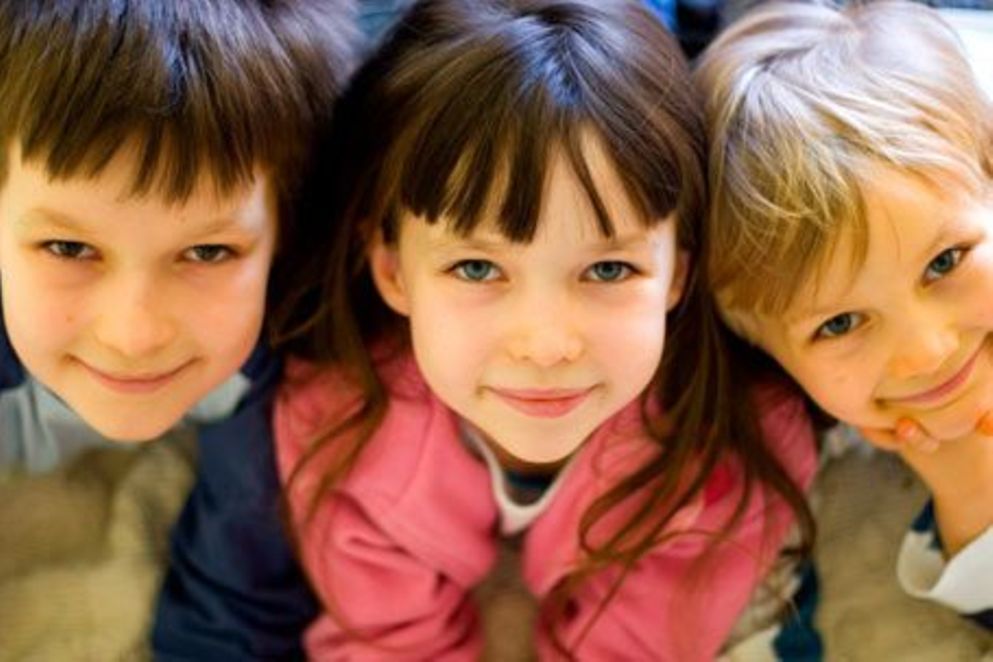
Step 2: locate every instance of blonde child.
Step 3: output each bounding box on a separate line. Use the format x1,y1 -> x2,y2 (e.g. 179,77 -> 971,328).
272,0 -> 819,658
696,0 -> 993,628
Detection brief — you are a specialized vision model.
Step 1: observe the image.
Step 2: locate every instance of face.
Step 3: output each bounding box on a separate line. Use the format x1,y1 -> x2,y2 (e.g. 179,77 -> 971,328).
370,143 -> 688,467
0,144 -> 277,441
742,167 -> 993,440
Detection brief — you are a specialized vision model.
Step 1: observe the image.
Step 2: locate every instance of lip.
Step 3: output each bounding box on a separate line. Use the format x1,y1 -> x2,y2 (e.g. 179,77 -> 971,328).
887,344 -> 984,407
78,359 -> 193,394
489,386 -> 595,418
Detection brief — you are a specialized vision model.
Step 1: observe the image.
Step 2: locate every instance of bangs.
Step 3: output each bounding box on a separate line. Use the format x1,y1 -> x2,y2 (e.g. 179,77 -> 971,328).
710,150 -> 870,317
356,0 -> 704,246
0,0 -> 355,202
712,152 -> 987,318
20,119 -> 279,204
405,120 -> 651,243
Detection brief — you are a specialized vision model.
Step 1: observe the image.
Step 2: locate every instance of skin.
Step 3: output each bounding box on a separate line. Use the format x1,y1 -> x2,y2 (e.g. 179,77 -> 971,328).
370,141 -> 687,470
0,144 -> 278,442
732,166 -> 993,556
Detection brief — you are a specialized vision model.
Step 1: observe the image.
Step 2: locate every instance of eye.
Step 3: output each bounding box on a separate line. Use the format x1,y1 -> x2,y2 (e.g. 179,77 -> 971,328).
584,261 -> 634,283
814,312 -> 865,340
41,240 -> 97,260
183,244 -> 234,264
451,259 -> 501,282
923,247 -> 966,283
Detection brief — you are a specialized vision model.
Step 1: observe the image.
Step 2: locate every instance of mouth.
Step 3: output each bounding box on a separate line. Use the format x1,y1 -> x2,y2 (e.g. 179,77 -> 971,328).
489,386 -> 596,419
887,343 -> 984,408
78,359 -> 194,394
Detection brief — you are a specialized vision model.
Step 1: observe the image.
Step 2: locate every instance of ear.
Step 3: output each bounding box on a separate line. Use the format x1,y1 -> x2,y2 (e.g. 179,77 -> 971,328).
665,250 -> 690,311
368,231 -> 411,316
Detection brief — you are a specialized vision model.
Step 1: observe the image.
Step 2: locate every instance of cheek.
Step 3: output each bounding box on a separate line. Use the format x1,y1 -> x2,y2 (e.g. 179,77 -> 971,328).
185,280 -> 267,350
2,273 -> 82,346
2,297 -> 80,384
793,360 -> 881,423
585,304 -> 667,386
957,251 -> 993,325
591,290 -> 668,344
408,295 -> 493,377
170,262 -> 271,365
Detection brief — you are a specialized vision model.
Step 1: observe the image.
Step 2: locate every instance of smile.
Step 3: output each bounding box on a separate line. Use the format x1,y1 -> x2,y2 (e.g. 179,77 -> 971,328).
489,386 -> 595,418
888,343 -> 984,408
78,359 -> 194,394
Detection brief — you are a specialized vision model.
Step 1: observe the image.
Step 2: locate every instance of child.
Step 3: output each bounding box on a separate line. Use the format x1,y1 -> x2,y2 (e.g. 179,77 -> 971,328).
0,0 -> 358,657
273,0 -> 818,658
696,0 -> 993,628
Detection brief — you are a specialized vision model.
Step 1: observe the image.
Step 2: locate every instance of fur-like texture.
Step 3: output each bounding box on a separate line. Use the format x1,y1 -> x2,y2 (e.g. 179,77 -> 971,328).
0,430 -> 989,660
813,438 -> 991,661
0,435 -> 194,661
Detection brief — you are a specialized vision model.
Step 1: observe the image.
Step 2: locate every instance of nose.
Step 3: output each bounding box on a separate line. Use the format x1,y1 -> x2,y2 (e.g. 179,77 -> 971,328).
505,292 -> 584,368
93,275 -> 177,359
887,317 -> 959,381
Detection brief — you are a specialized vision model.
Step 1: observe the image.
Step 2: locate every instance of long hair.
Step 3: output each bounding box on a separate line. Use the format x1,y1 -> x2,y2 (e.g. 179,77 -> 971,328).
276,0 -> 813,654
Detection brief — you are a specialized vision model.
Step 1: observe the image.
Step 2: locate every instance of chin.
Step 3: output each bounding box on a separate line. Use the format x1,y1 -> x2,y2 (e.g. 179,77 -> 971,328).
503,440 -> 580,466
81,411 -> 180,443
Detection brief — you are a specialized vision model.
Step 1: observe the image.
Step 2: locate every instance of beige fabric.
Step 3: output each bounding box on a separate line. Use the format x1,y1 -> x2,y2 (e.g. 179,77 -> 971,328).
0,435 -> 194,662
813,440 -> 991,661
0,427 -> 990,661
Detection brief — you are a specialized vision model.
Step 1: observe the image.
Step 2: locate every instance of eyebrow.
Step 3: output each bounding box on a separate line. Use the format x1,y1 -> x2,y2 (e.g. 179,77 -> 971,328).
428,232 -> 656,252
17,207 -> 89,233
911,216 -> 958,268
785,216 -> 962,325
19,206 -> 251,237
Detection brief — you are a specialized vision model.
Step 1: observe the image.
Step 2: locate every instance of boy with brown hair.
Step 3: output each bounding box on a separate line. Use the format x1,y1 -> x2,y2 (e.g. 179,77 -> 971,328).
0,0 -> 358,657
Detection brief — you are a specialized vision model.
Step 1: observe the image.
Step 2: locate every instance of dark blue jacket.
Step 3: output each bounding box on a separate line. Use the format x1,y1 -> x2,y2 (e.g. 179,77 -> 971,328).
151,342 -> 319,660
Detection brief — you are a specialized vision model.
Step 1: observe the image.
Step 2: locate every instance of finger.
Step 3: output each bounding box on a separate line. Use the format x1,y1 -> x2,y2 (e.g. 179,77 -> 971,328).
857,426 -> 903,451
895,418 -> 940,454
978,412 -> 993,437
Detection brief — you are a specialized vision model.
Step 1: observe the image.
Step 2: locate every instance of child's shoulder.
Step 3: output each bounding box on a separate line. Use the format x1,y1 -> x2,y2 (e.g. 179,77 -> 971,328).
751,377 -> 810,432
276,346 -> 427,443
750,376 -> 819,482
0,311 -> 26,392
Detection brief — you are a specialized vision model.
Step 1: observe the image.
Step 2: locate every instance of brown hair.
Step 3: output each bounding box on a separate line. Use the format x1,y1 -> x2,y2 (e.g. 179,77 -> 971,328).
0,0 -> 360,313
695,0 -> 993,319
278,0 -> 813,654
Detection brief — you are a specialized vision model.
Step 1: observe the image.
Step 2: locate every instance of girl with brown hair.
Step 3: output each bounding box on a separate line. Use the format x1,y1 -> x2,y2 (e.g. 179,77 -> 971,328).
273,0 -> 816,657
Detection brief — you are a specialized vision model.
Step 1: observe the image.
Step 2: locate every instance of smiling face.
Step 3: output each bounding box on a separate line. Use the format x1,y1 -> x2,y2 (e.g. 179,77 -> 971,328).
370,145 -> 688,467
737,167 -> 993,440
0,145 -> 278,441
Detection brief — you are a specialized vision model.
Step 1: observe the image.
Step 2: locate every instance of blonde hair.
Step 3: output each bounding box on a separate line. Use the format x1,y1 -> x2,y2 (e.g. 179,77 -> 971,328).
695,0 -> 993,318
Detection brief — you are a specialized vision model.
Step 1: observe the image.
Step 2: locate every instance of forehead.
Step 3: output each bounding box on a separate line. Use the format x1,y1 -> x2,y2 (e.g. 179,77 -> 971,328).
783,167 -> 978,319
3,143 -> 274,228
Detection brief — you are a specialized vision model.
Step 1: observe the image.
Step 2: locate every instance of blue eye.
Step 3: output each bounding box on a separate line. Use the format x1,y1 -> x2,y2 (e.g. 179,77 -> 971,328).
452,259 -> 500,282
923,247 -> 965,283
585,261 -> 633,282
815,312 -> 863,340
184,244 -> 234,263
42,240 -> 96,260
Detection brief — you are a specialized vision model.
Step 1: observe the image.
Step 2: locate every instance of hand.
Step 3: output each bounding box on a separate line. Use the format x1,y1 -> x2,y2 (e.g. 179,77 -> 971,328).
860,414 -> 993,558
858,411 -> 993,454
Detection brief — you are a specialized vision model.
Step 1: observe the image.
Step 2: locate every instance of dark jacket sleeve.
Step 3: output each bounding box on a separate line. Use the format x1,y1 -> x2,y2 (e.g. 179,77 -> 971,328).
0,301 -> 26,390
152,350 -> 318,660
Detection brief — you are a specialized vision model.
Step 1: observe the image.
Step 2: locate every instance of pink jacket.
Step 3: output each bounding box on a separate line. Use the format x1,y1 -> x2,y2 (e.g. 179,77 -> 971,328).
275,352 -> 816,661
